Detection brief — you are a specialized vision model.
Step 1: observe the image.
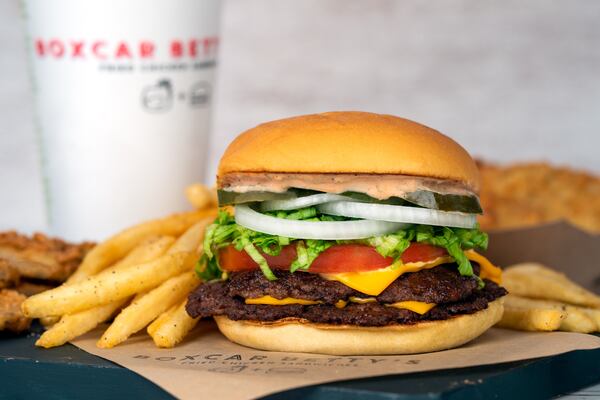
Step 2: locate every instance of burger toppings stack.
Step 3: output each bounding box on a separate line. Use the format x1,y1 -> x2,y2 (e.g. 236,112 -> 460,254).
186,111 -> 507,355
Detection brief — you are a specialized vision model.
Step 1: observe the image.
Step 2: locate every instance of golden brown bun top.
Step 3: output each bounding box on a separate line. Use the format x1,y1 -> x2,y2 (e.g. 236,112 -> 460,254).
218,111 -> 480,191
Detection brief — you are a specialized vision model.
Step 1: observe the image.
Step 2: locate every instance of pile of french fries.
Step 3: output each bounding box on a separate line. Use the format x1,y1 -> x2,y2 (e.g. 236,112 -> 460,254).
21,184 -> 217,349
497,263 -> 600,333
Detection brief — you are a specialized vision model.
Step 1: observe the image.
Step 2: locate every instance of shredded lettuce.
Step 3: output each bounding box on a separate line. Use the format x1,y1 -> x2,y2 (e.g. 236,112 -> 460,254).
364,225 -> 487,283
290,240 -> 333,272
238,233 -> 277,281
270,207 -> 317,220
266,206 -> 349,222
366,230 -> 414,260
414,225 -> 488,277
197,211 -> 278,281
196,209 -> 488,284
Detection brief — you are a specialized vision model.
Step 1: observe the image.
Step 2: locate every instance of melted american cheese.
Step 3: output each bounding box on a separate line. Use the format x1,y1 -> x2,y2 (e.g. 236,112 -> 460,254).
320,251 -> 501,296
465,250 -> 502,284
319,256 -> 452,296
244,295 -> 437,314
348,296 -> 377,304
386,301 -> 436,314
244,296 -> 319,305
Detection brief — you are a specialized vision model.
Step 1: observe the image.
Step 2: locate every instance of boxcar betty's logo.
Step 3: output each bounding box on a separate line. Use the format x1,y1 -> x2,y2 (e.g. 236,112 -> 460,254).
131,352 -> 424,374
33,37 -> 219,60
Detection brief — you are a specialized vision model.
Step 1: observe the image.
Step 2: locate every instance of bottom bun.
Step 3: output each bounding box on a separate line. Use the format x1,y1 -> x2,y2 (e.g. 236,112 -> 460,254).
214,298 -> 504,355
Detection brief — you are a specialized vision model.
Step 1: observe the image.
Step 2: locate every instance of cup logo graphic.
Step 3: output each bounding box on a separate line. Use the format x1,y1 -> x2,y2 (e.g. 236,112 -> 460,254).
189,81 -> 211,107
142,79 -> 173,112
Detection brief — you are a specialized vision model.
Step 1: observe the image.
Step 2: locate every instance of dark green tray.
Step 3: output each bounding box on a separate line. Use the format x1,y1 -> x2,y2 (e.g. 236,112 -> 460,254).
2,324 -> 599,400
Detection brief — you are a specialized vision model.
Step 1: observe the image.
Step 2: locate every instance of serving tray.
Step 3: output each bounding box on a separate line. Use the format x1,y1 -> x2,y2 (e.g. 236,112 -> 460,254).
1,324 -> 599,400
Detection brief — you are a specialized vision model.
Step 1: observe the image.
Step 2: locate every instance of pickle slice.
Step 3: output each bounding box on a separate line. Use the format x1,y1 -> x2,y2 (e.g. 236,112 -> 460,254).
219,188 -> 482,214
217,190 -> 296,205
339,192 -> 410,206
404,191 -> 483,214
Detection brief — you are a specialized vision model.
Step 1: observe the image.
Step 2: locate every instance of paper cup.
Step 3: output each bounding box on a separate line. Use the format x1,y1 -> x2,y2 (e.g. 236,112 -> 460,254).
22,0 -> 220,240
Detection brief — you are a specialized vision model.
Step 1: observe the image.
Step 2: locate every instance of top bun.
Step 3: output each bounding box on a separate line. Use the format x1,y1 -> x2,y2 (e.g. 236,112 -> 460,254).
218,111 -> 480,191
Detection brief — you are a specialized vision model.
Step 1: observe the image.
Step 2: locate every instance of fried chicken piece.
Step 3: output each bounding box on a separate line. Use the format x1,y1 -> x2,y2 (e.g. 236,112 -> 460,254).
0,259 -> 19,289
14,280 -> 54,297
477,161 -> 600,233
0,231 -> 94,282
0,289 -> 31,333
0,232 -> 93,333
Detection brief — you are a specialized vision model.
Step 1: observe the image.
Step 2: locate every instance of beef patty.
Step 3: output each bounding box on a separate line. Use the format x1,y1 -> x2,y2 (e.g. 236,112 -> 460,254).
226,264 -> 480,304
186,265 -> 507,326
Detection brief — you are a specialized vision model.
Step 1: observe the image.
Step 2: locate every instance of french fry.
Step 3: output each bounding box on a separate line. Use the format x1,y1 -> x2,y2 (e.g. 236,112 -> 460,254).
97,271 -> 199,348
209,186 -> 218,207
185,184 -> 216,210
496,307 -> 565,331
35,236 -> 175,348
22,252 -> 192,318
582,308 -> 600,331
138,219 -> 213,344
166,217 -> 214,256
111,236 -> 176,270
503,263 -> 600,309
148,298 -> 199,348
147,304 -> 178,337
560,308 -> 597,333
25,220 -> 210,319
67,210 -> 213,283
30,210 -> 214,348
36,299 -> 128,348
94,235 -> 178,280
40,316 -> 59,327
505,295 -> 597,333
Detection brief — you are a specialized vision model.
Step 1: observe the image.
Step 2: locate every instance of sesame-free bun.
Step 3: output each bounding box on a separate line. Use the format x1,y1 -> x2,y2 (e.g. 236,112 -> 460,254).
218,112 -> 480,191
214,298 -> 503,355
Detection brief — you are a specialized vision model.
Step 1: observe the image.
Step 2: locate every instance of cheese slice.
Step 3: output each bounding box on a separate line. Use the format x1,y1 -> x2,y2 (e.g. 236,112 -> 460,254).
245,296 -> 320,306
334,300 -> 348,309
321,250 -> 503,295
243,296 -> 435,315
348,296 -> 377,304
465,250 -> 502,284
320,256 -> 452,296
387,301 -> 436,314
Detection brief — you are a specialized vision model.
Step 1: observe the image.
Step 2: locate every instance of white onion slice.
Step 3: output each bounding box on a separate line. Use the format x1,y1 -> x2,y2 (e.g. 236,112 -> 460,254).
259,193 -> 352,212
318,201 -> 477,229
235,204 -> 406,240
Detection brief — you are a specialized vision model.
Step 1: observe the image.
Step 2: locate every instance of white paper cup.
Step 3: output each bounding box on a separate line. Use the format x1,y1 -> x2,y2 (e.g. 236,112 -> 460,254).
22,0 -> 220,241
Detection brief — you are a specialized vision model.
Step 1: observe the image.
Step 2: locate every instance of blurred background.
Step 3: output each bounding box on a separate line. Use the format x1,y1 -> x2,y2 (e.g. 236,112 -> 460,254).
2,0 -> 600,233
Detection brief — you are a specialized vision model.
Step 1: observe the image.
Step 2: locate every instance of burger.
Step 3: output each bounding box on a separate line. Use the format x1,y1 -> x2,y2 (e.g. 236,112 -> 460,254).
186,111 -> 507,355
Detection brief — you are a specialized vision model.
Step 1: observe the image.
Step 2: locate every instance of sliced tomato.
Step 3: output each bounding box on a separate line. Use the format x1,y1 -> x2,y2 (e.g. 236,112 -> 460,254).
219,244 -> 297,270
308,245 -> 391,273
400,242 -> 448,264
218,242 -> 447,273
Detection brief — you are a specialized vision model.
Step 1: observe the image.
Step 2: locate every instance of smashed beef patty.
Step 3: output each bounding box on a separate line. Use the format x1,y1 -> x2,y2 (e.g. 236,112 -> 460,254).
225,264 -> 480,305
186,280 -> 505,326
186,270 -> 506,326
